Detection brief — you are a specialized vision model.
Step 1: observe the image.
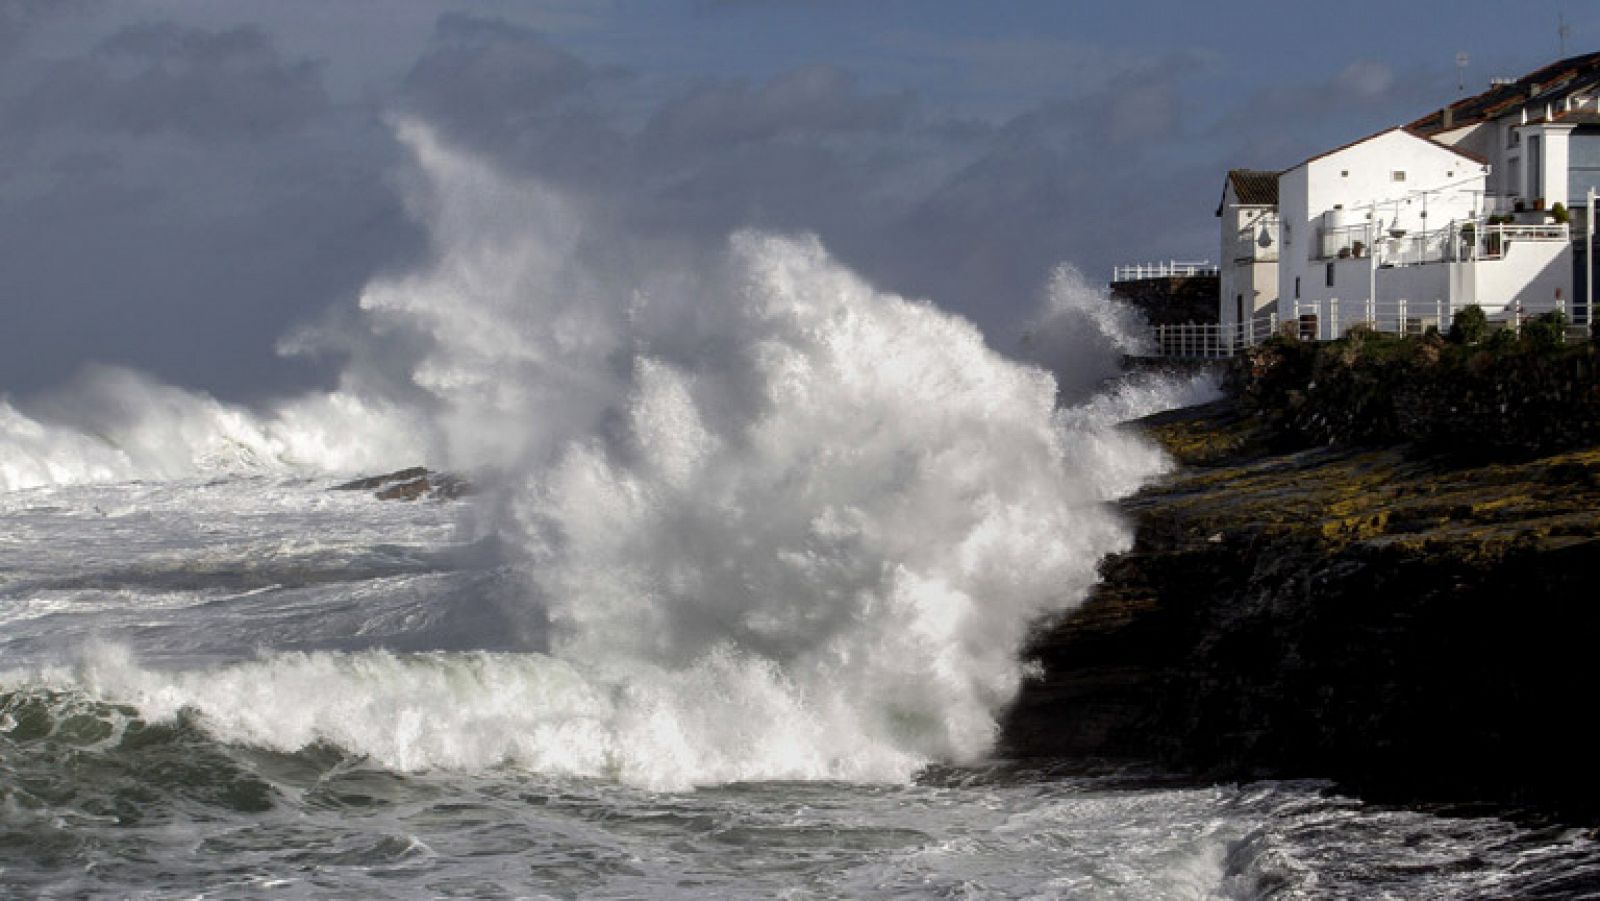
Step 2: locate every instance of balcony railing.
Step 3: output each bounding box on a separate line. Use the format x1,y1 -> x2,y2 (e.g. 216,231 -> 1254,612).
1111,260 -> 1219,282
1315,220 -> 1569,265
1150,314 -> 1280,359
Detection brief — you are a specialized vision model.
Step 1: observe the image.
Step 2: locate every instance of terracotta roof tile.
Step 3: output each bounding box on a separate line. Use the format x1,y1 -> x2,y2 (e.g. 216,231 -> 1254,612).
1216,169 -> 1279,216
1411,51 -> 1600,134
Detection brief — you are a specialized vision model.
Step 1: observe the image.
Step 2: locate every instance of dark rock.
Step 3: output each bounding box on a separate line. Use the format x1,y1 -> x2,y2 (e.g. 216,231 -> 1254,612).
1109,275 -> 1220,326
1002,397 -> 1600,821
331,467 -> 471,501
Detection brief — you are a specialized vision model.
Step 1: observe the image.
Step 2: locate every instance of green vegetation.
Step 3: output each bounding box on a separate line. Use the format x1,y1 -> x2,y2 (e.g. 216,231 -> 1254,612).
1228,315 -> 1599,459
1448,304 -> 1487,344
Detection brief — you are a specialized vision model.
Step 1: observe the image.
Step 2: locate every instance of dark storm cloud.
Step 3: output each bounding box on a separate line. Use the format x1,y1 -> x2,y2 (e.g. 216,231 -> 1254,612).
8,23 -> 327,139
1211,58 -> 1457,170
1,5 -> 1464,402
642,66 -> 913,150
0,19 -> 420,400
391,14 -> 1216,340
0,0 -> 95,54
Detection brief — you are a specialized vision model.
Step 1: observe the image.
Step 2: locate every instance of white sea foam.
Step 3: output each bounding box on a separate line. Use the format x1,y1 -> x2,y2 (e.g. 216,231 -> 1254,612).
0,367 -> 432,492
1,121 -> 1203,787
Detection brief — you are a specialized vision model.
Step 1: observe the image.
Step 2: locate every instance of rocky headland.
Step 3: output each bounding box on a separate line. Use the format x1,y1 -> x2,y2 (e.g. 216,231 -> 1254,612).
1003,324 -> 1600,820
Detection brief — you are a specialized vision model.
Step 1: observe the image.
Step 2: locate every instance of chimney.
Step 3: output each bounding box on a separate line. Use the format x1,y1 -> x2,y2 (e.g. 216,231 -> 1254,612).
1443,107 -> 1454,129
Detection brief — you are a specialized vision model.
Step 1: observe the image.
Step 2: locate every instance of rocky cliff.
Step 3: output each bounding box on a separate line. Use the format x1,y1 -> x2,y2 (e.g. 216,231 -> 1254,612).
1003,338 -> 1600,819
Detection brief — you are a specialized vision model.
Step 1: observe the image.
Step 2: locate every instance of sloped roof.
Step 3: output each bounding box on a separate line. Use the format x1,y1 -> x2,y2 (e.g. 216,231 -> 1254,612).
1282,126 -> 1489,175
1411,51 -> 1600,135
1215,169 -> 1279,216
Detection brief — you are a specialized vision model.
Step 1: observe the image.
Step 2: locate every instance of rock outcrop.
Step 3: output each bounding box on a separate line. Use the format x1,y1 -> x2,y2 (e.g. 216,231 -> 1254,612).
332,467 -> 471,501
1003,391 -> 1600,820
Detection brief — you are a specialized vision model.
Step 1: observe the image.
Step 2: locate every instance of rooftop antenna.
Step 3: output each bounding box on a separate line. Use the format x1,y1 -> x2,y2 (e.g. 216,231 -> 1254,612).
1560,11 -> 1570,58
1456,51 -> 1469,94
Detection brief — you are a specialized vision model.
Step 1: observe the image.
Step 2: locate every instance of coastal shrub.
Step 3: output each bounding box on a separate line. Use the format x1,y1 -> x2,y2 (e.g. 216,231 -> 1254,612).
1449,305 -> 1488,345
1228,321 -> 1600,458
1521,310 -> 1568,350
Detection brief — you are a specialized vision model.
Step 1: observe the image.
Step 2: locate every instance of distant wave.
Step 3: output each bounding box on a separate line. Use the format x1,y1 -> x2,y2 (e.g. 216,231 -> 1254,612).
0,368 -> 432,492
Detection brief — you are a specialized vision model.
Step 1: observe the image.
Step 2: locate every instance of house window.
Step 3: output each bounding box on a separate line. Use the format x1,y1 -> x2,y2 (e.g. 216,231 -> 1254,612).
1326,263 -> 1335,287
1295,277 -> 1301,299
1392,170 -> 1407,182
1341,169 -> 1349,177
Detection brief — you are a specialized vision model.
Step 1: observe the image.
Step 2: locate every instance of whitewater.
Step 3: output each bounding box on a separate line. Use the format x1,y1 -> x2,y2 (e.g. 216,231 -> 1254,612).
3,123 -> 1597,899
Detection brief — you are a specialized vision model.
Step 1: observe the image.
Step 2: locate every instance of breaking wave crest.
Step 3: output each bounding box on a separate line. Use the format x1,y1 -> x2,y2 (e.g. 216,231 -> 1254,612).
1,121 -> 1209,788
0,368 -> 431,492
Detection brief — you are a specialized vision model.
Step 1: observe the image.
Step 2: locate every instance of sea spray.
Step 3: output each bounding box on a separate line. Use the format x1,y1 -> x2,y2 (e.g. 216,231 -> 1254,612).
0,121 -> 1204,787
0,366 -> 432,492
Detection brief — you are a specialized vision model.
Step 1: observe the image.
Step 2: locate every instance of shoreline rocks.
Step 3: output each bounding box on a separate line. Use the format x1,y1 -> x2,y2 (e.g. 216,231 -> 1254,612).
1001,396 -> 1600,821
332,467 -> 471,501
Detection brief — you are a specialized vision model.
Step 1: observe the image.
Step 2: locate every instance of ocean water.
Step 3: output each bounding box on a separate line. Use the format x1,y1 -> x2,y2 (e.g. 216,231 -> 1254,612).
3,476 -> 1598,900
4,121 -> 1598,898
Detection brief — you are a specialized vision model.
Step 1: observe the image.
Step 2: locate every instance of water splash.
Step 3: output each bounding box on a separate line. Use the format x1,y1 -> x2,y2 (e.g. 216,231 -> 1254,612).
1,121 -> 1205,787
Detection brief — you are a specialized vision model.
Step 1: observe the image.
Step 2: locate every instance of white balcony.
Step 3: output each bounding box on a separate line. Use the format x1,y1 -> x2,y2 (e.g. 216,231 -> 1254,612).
1316,220 -> 1569,266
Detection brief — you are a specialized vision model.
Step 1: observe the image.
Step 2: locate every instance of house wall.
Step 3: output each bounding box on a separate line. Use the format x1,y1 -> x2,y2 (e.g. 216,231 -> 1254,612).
1276,130 -> 1486,325
1467,238 -> 1573,315
1376,262 -> 1453,331
1531,123 -> 1576,207
1218,192 -> 1279,335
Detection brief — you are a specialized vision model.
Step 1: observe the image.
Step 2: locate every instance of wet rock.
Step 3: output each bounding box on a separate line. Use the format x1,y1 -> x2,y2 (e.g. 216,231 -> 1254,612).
1003,396 -> 1600,820
331,467 -> 471,501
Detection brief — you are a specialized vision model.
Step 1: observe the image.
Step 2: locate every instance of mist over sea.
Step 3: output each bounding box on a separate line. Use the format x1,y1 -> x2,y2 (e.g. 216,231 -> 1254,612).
4,124 -> 1598,899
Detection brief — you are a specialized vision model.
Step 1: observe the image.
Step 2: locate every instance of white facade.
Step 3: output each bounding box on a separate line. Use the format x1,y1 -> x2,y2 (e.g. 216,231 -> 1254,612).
1431,93 -> 1600,212
1275,128 -> 1573,336
1217,178 -> 1279,341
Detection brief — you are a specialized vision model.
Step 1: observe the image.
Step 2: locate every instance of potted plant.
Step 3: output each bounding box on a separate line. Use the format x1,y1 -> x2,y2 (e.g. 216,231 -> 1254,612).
1552,202 -> 1570,224
1351,240 -> 1366,258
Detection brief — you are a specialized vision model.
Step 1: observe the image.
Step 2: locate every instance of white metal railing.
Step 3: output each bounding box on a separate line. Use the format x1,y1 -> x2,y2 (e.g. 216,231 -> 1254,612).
1315,221 -> 1568,264
1112,260 -> 1219,282
1152,314 -> 1281,359
1145,296 -> 1588,360
1473,223 -> 1569,259
1283,296 -> 1575,341
1318,223 -> 1372,260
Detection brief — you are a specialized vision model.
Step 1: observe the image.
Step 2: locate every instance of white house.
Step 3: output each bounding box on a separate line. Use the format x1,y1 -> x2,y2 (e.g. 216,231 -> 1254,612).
1412,51 -> 1600,215
1216,169 -> 1279,342
1275,126 -> 1574,338
1209,52 -> 1600,349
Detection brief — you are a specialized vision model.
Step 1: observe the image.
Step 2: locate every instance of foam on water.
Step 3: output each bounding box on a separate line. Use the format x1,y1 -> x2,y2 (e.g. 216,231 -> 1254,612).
0,121 -> 1207,789
0,368 -> 431,492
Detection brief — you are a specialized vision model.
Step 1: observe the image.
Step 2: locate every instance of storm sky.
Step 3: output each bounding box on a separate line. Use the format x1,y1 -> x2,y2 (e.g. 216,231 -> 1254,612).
1,0 -> 1592,400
